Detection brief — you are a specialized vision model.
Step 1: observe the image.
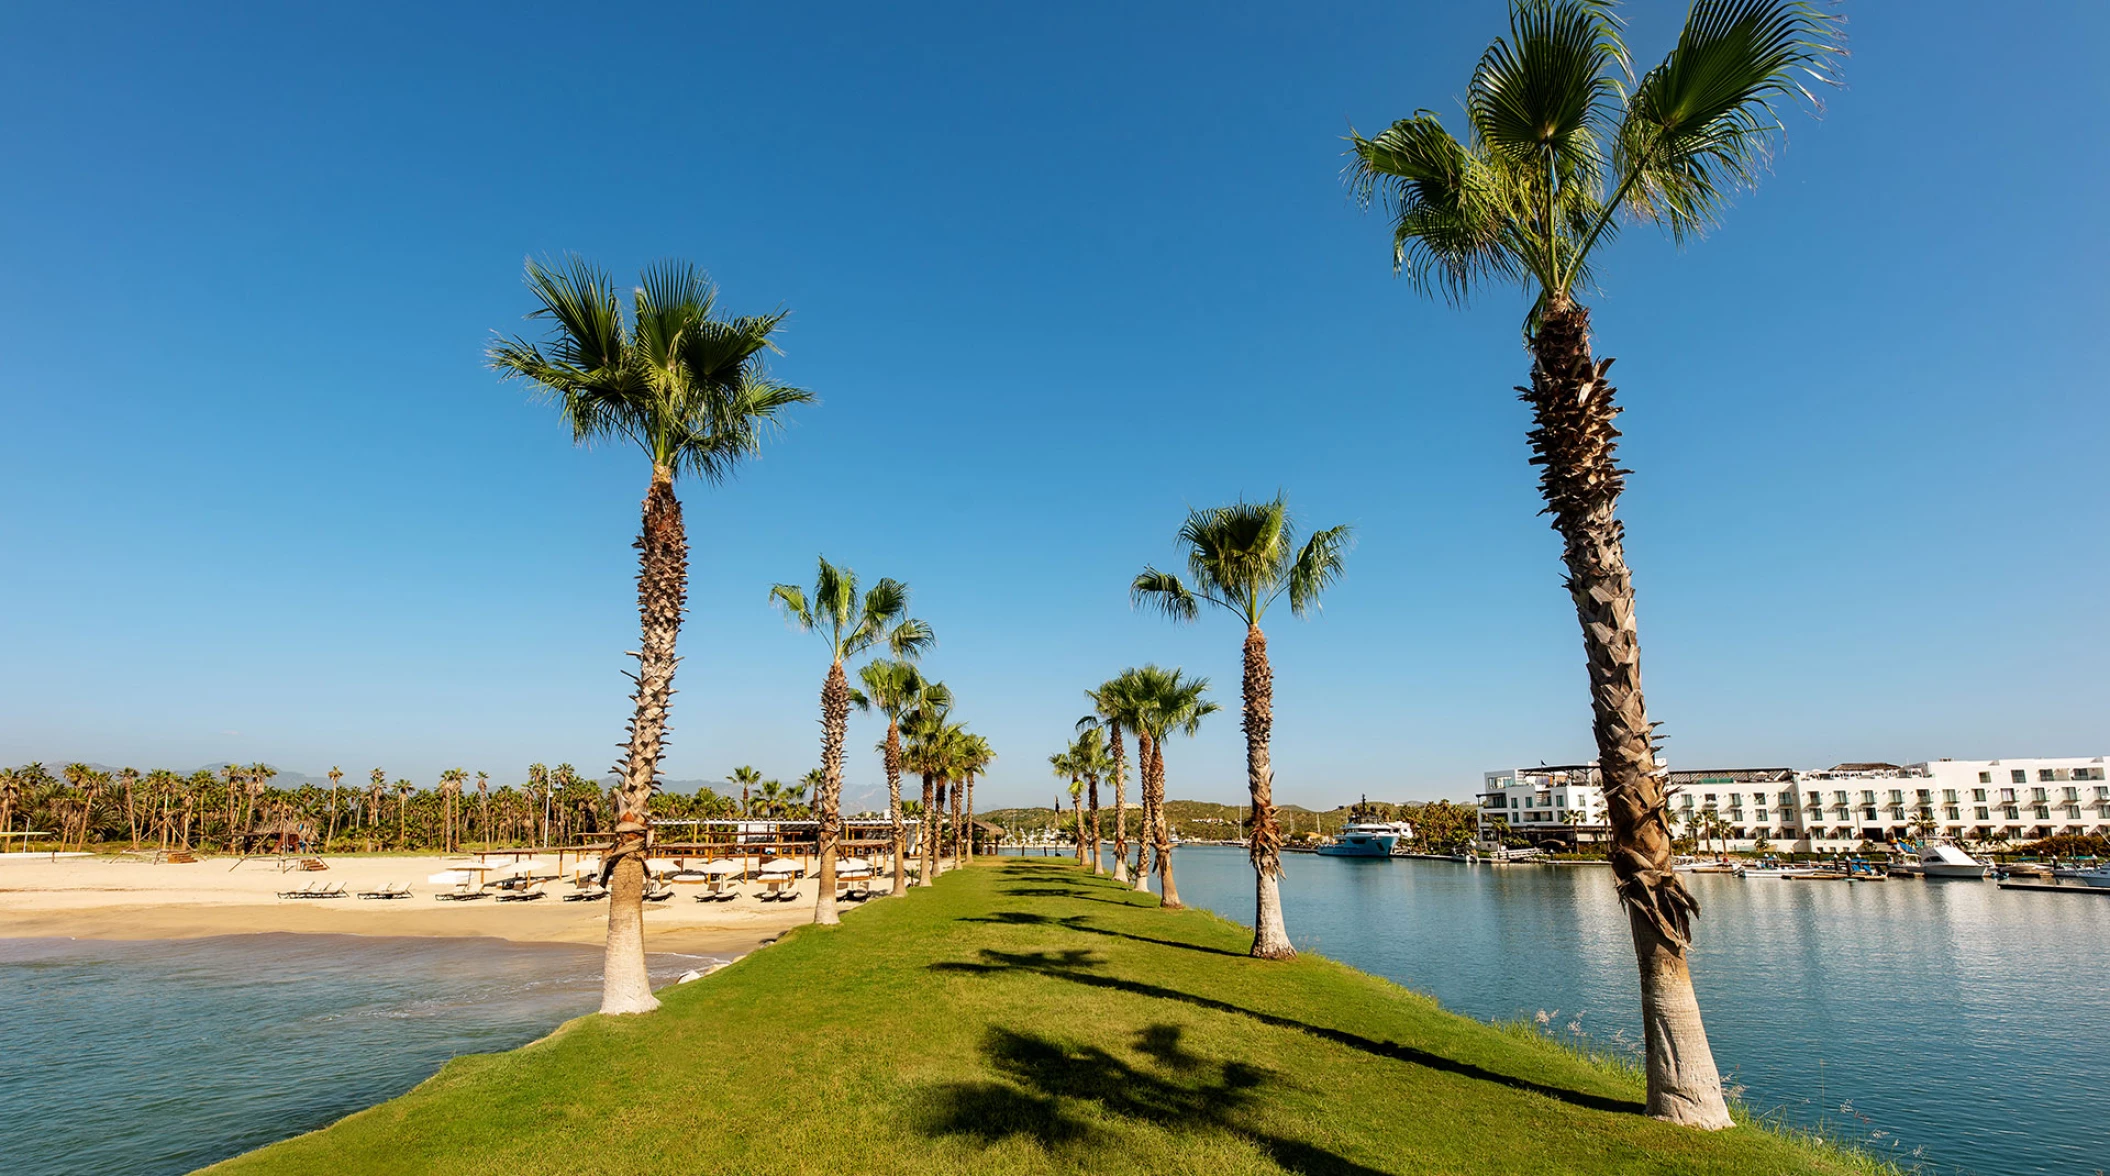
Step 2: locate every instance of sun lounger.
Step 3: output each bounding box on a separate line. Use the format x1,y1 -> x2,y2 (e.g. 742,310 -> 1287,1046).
277,880 -> 322,899
357,882 -> 412,899
497,881 -> 547,903
563,884 -> 608,902
434,881 -> 489,901
696,877 -> 742,903
643,880 -> 675,903
755,875 -> 798,902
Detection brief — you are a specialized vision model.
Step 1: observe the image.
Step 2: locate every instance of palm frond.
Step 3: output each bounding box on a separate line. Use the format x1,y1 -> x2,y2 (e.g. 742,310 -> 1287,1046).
1285,524 -> 1356,618
846,686 -> 871,713
1347,115 -> 1523,300
1130,568 -> 1201,623
886,616 -> 936,660
1614,0 -> 1844,243
814,557 -> 856,639
768,583 -> 811,629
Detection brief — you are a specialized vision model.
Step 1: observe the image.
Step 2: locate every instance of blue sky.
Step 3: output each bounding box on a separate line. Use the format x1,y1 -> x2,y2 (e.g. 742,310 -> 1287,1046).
3,1 -> 2105,808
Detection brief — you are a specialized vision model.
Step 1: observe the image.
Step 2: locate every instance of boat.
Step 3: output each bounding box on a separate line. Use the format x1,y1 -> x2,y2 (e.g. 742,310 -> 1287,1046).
1316,820 -> 1415,858
1735,862 -> 1827,879
2080,866 -> 2110,889
1673,856 -> 1737,874
1918,842 -> 1989,880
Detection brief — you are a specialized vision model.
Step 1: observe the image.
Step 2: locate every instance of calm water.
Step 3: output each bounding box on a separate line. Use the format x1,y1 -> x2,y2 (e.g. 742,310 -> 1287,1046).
0,935 -> 717,1176
1080,845 -> 2109,1176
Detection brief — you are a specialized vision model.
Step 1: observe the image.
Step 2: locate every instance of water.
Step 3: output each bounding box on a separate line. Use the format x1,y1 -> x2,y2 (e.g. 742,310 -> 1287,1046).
1086,845 -> 2109,1176
0,935 -> 719,1176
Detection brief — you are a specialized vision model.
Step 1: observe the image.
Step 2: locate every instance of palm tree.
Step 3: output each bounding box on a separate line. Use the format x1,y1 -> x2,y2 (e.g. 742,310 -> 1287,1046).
324,767 -> 344,848
1072,728 -> 1108,874
1347,0 -> 1840,1129
861,662 -> 946,895
956,733 -> 994,867
439,769 -> 467,852
1049,747 -> 1080,863
492,257 -> 811,1015
1128,666 -> 1218,909
1080,675 -> 1145,885
903,706 -> 963,884
727,766 -> 762,818
367,769 -> 386,852
117,767 -> 141,850
395,779 -> 413,848
771,559 -> 933,925
1134,496 -> 1350,958
476,771 -> 490,849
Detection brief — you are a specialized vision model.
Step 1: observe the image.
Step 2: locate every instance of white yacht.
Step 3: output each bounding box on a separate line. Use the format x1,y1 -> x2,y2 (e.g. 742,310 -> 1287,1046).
1919,842 -> 1989,880
1316,820 -> 1414,858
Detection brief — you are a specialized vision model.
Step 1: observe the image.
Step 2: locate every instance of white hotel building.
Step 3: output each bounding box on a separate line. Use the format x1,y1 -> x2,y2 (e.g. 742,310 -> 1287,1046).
1478,757 -> 2110,850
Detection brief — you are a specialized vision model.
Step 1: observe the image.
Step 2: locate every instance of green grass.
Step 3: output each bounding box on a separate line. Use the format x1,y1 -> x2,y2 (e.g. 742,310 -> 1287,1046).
208,860 -> 1888,1176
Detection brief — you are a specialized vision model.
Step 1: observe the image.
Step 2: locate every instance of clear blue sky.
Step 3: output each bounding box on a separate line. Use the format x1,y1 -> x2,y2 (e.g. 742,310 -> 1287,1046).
3,1 -> 2105,808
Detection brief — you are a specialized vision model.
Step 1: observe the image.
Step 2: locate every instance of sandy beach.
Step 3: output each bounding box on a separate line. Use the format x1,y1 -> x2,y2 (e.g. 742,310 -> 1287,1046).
0,853 -> 842,956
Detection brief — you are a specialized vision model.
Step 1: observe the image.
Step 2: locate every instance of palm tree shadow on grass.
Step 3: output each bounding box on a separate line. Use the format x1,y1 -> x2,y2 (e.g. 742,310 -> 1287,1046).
961,911 -> 1246,958
917,1024 -> 1391,1176
998,886 -> 1144,906
931,949 -> 1641,1116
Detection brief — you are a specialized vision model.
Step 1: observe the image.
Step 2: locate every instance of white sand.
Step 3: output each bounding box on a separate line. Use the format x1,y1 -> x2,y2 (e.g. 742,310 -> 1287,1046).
0,853 -> 877,955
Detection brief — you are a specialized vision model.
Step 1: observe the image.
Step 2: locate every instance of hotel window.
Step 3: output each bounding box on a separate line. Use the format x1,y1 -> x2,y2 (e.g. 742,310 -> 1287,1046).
1943,806 -> 1959,820
2000,789 -> 2015,802
2082,768 -> 2105,781
1888,790 -> 1903,803
2004,806 -> 2020,820
2039,769 -> 2056,782
1704,794 -> 1716,804
1755,810 -> 1769,821
1972,789 -> 1986,802
1978,771 -> 1992,784
2034,806 -> 2050,820
2032,788 -> 2047,803
2063,787 -> 2079,801
1916,789 -> 1931,802
2098,787 -> 2109,800
2064,805 -> 2080,819
1941,789 -> 1956,802
2012,770 -> 2028,784
1974,807 -> 1990,820
1833,791 -> 1847,804
1860,790 -> 1875,804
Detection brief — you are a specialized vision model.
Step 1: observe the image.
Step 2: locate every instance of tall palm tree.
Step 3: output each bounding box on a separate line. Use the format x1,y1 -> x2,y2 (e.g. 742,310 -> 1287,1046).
439,769 -> 467,852
492,256 -> 811,1014
1049,747 -> 1080,862
727,765 -> 762,818
771,559 -> 933,925
956,733 -> 993,867
1080,675 -> 1145,885
1134,496 -> 1350,958
898,690 -> 949,885
1128,666 -> 1218,909
324,767 -> 344,848
860,662 -> 947,895
476,771 -> 490,849
367,769 -> 385,852
1348,2 -> 1840,1123
118,767 -> 141,850
1072,728 -> 1108,874
395,779 -> 413,848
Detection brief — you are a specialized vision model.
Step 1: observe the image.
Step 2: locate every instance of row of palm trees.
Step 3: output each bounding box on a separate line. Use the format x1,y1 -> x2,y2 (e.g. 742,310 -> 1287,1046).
1032,0 -> 1843,1131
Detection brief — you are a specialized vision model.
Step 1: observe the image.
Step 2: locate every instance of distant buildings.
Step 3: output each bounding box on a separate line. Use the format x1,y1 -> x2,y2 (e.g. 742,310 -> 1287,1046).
1478,757 -> 2110,850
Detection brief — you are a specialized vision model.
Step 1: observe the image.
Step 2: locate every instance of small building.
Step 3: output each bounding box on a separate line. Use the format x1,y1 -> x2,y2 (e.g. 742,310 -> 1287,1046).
237,817 -> 312,854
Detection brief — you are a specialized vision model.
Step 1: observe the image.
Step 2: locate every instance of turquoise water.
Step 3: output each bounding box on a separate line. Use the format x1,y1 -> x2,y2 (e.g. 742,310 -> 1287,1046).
0,935 -> 716,1176
1079,845 -> 2109,1176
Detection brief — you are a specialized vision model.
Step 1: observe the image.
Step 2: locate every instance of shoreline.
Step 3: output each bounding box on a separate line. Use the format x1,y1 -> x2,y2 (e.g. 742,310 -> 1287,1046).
0,853 -> 821,956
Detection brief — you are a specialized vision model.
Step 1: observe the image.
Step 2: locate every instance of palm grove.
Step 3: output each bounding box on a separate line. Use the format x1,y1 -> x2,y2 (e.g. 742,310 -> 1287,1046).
11,0 -> 1847,1134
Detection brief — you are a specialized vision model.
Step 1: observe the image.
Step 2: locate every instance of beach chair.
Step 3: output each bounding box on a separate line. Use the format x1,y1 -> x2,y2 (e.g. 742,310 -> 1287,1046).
434,880 -> 489,901
497,881 -> 547,903
563,883 -> 607,902
313,882 -> 348,899
277,880 -> 321,899
696,877 -> 742,903
357,882 -> 408,899
643,879 -> 676,903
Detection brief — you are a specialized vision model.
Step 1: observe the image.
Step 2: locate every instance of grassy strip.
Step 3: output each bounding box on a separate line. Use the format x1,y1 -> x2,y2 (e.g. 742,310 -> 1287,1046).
208,860 -> 1887,1175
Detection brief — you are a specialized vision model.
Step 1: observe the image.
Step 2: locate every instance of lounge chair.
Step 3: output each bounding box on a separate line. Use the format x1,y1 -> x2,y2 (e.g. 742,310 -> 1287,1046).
277,880 -> 322,899
313,882 -> 347,899
434,880 -> 490,901
563,884 -> 607,902
497,881 -> 548,903
696,877 -> 742,903
643,880 -> 676,903
357,882 -> 412,900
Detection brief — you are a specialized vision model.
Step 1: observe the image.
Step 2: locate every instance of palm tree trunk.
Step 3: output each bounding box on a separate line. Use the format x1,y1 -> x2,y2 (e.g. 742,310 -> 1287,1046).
1133,735 -> 1155,892
917,771 -> 937,886
1086,772 -> 1103,874
1151,737 -> 1182,909
1071,789 -> 1085,865
885,719 -> 908,895
1527,303 -> 1730,1129
949,778 -> 963,870
813,658 -> 849,926
964,773 -> 976,865
1108,723 -> 1130,883
599,466 -> 687,1015
1244,624 -> 1293,958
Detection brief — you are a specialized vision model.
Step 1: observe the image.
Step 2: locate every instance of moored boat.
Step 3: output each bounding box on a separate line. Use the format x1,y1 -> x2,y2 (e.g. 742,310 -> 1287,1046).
1919,842 -> 1990,880
1316,820 -> 1414,858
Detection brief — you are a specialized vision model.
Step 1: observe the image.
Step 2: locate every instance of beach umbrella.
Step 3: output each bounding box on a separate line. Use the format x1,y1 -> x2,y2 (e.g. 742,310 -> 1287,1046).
644,858 -> 683,877
759,858 -> 801,876
700,859 -> 742,876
